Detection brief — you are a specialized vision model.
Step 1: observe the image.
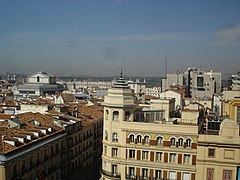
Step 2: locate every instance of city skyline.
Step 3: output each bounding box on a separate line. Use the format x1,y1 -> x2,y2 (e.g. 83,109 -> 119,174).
0,0 -> 240,76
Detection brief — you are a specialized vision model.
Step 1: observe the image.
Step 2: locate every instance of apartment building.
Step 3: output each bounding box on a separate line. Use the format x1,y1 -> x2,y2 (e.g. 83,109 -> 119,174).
162,71 -> 184,92
0,102 -> 103,180
161,68 -> 222,98
47,103 -> 103,180
197,119 -> 240,180
0,112 -> 66,180
101,77 -> 199,180
229,72 -> 240,90
145,87 -> 161,98
222,97 -> 240,125
127,79 -> 146,103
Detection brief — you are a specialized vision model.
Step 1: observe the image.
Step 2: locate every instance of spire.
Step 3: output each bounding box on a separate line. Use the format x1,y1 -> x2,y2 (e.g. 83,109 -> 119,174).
112,67 -> 128,89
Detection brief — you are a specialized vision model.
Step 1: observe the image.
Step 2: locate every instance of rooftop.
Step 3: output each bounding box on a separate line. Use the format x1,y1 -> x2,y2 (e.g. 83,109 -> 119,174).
0,112 -> 64,154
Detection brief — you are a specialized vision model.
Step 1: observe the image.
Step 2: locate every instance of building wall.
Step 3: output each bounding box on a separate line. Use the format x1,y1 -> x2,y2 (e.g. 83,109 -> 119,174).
162,73 -> 184,92
181,110 -> 199,124
145,87 -> 161,98
162,68 -> 222,98
222,90 -> 240,100
222,98 -> 240,125
0,134 -> 66,180
102,113 -> 198,180
128,79 -> 146,103
20,104 -> 48,114
28,76 -> 50,84
196,119 -> 240,180
150,98 -> 175,119
159,91 -> 182,110
101,78 -> 199,180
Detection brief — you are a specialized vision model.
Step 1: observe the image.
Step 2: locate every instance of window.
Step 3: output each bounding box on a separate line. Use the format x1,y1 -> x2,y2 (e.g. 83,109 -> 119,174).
12,163 -> 18,177
178,138 -> 183,147
223,170 -> 232,180
105,110 -> 109,120
186,139 -> 192,147
208,148 -> 215,157
112,148 -> 118,157
104,145 -> 107,154
135,112 -> 144,122
237,106 -> 240,125
169,171 -> 176,180
155,152 -> 162,161
137,135 -> 142,144
44,148 -> 48,160
170,153 -> 176,162
21,159 -> 26,172
207,168 -> 214,180
37,76 -> 40,82
129,150 -> 135,159
104,161 -> 106,169
142,168 -> 148,179
155,170 -> 162,180
55,143 -> 59,153
112,165 -> 117,176
183,154 -> 190,164
182,172 -> 190,180
29,156 -> 33,169
112,133 -> 118,142
170,138 -> 176,146
125,111 -> 130,121
197,77 -> 204,87
113,111 -> 119,120
129,167 -> 135,178
144,136 -> 149,144
142,151 -> 149,160
156,137 -> 163,145
36,152 -> 40,163
129,134 -> 134,143
105,130 -> 108,141
51,146 -> 54,156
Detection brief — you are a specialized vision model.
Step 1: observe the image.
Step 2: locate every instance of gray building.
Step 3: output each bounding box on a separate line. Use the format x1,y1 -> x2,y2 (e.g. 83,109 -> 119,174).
14,71 -> 64,97
162,68 -> 222,98
230,72 -> 240,90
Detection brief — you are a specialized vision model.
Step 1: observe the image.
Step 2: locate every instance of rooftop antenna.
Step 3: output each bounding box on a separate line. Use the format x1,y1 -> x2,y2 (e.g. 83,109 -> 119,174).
164,57 -> 167,78
120,67 -> 123,78
164,57 -> 167,98
210,56 -> 213,71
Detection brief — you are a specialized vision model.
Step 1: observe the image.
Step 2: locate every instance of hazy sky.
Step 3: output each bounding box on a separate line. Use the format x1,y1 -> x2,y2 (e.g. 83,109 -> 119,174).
0,0 -> 240,77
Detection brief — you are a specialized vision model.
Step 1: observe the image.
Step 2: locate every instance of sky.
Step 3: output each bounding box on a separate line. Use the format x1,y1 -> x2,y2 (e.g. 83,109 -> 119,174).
0,0 -> 240,77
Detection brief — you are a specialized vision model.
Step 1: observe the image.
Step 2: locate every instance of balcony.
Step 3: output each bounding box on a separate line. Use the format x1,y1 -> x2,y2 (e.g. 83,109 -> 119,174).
125,174 -> 137,180
101,169 -> 121,179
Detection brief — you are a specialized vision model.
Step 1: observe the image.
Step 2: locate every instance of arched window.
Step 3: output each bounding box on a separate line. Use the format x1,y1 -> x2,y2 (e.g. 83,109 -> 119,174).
113,111 -> 119,120
186,139 -> 192,147
37,76 -> 40,82
170,138 -> 176,146
112,133 -> 118,142
156,137 -> 163,145
105,110 -> 109,120
137,135 -> 142,144
178,138 -> 183,147
144,136 -> 149,144
125,111 -> 130,121
129,134 -> 134,143
105,131 -> 108,141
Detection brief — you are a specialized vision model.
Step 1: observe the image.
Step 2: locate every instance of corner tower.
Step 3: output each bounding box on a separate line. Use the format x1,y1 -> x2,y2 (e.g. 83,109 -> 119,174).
101,76 -> 136,180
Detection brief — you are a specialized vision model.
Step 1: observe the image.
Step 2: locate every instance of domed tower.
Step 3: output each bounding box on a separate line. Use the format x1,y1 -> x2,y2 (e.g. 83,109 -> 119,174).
101,74 -> 136,180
